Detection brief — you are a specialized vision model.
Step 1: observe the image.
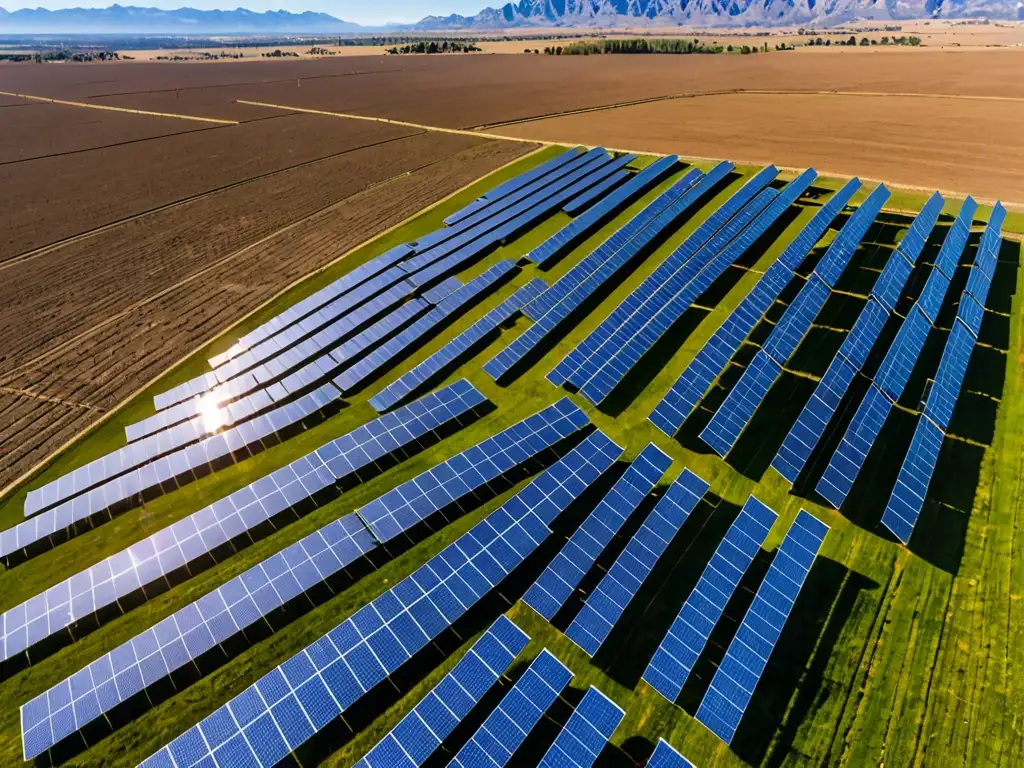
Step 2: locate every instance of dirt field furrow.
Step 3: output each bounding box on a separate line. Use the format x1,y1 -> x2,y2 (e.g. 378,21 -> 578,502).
0,137 -> 532,488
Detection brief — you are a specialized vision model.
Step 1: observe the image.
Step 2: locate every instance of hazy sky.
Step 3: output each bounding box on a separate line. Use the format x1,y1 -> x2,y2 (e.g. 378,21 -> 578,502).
3,0 -> 490,25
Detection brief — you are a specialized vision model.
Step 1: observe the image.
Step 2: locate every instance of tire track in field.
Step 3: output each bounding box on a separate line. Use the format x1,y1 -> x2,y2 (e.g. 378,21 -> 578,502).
0,127 -> 425,271
0,89 -> 238,124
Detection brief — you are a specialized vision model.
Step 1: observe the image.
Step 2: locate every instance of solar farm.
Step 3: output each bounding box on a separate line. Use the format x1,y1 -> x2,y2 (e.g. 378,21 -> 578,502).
0,142 -> 1021,768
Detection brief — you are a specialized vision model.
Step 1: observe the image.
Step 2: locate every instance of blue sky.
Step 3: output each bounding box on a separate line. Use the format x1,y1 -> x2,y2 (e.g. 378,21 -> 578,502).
4,0 -> 489,25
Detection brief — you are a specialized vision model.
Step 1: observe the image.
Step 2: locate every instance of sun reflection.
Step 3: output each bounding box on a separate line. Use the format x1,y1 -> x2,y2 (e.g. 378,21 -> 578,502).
198,394 -> 228,434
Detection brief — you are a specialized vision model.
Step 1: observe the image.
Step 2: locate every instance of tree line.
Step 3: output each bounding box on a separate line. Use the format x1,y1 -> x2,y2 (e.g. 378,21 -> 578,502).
386,40 -> 482,54
544,38 -> 723,55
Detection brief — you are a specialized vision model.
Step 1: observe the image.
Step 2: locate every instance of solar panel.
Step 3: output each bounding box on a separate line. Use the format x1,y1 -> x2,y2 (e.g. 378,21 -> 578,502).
5,383 -> 344,562
141,429 -> 617,768
923,321 -> 976,430
696,511 -> 827,745
21,512 -> 378,760
873,304 -> 933,401
353,615 -> 530,768
646,739 -> 696,767
565,469 -> 709,657
357,398 -> 592,543
523,443 -> 670,620
557,164 -> 780,391
698,185 -> 891,456
578,169 -> 824,406
880,417 -> 945,544
643,496 -> 778,703
815,383 -> 894,509
207,242 -> 414,371
483,171 -> 715,383
526,154 -> 680,268
935,197 -> 978,279
525,167 -> 705,322
405,159 -> 635,291
1,382 -> 486,658
334,261 -> 516,395
648,177 -> 862,436
563,167 -> 631,217
369,278 -> 547,413
548,162 -> 735,388
449,649 -> 574,768
538,686 -> 624,768
444,147 -> 583,226
422,276 -> 463,305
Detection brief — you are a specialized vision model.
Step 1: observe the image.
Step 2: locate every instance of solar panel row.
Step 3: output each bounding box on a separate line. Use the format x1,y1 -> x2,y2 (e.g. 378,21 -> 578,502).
566,469 -> 710,657
563,167 -> 631,217
646,739 -> 696,767
444,147 -> 583,226
421,276 -> 463,305
881,204 -> 1005,543
698,184 -> 891,457
522,443 -> 671,621
4,383 -> 341,564
2,382 -> 486,660
405,157 -> 631,291
449,649 -> 574,768
647,177 -> 862,436
333,260 -> 517,395
483,171 -> 711,382
357,398 -> 592,543
22,512 -> 378,759
539,686 -> 624,768
695,511 -> 828,745
547,161 -> 738,388
643,496 -> 778,703
353,615 -> 530,768
369,278 -> 548,413
525,167 -> 705,322
402,150 -> 622,280
140,429 -> 619,768
526,154 -> 680,268
207,242 -> 414,370
772,192 -> 945,483
578,167 -> 817,406
151,275 -> 414,419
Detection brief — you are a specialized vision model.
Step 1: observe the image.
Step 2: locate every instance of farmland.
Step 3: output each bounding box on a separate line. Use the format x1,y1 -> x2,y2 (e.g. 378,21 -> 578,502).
1,48 -> 1023,768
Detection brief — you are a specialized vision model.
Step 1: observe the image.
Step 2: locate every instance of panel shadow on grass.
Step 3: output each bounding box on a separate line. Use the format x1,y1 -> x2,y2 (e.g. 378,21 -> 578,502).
589,495 -> 740,690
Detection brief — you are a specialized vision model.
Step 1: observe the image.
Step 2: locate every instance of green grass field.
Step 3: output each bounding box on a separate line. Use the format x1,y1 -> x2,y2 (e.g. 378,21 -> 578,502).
2,147 -> 1022,768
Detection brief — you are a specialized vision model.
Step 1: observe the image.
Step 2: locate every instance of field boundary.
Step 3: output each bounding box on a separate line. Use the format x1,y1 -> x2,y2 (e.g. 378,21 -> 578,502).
0,89 -> 239,124
0,141 -> 542,503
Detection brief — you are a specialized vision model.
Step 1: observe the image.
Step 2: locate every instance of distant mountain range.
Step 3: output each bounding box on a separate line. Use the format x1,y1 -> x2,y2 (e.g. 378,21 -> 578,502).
0,5 -> 367,33
0,0 -> 1020,35
414,0 -> 1024,28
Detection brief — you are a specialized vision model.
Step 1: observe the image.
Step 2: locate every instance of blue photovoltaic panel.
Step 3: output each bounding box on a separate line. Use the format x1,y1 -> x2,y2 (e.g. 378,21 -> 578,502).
566,469 -> 710,657
567,165 -> 788,396
405,160 -> 633,292
539,686 -> 624,768
369,279 -> 547,413
449,649 -> 574,768
874,305 -> 933,401
2,383 -> 485,659
141,430 -> 619,768
916,269 -> 951,324
207,242 -> 414,370
526,154 -> 680,268
334,261 -> 516,395
523,443 -> 671,620
357,398 -> 591,542
924,321 -> 976,430
547,161 -> 736,387
484,172 -> 706,382
646,739 -> 696,768
353,616 -> 530,768
525,167 -> 704,322
648,177 -> 861,436
696,511 -> 827,745
771,192 -> 944,484
22,514 -> 378,759
563,167 -> 631,216
444,147 -> 583,225
934,197 -> 978,279
642,496 -> 778,703
881,418 -> 945,544
699,351 -> 782,458
422,276 -> 463,305
815,383 -> 894,509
